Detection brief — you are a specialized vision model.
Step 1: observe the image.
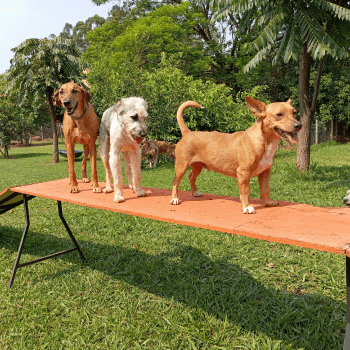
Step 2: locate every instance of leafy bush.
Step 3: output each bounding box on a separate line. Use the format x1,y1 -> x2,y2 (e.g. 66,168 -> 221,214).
88,55 -> 268,141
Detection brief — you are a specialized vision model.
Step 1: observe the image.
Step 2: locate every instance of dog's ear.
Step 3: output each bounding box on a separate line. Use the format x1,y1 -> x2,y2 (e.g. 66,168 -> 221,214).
84,89 -> 92,103
53,90 -> 62,107
116,100 -> 124,115
245,96 -> 267,118
80,85 -> 92,103
286,98 -> 292,104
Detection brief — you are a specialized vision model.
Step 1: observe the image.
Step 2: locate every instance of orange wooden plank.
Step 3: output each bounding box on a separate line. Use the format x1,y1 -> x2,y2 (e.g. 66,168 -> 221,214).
8,178 -> 350,256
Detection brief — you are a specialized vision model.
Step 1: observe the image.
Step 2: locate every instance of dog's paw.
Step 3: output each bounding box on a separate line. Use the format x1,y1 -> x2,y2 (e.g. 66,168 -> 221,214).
114,194 -> 125,203
264,200 -> 278,207
103,187 -> 113,193
93,187 -> 102,193
70,186 -> 79,193
242,205 -> 255,214
170,198 -> 180,205
82,178 -> 90,183
192,191 -> 203,197
135,188 -> 147,197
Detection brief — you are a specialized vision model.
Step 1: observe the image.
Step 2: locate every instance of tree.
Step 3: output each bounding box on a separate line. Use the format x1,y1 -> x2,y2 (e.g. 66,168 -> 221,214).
213,0 -> 350,171
60,15 -> 106,52
90,0 -> 270,92
315,56 -> 350,136
0,75 -> 37,158
6,37 -> 82,163
85,3 -> 212,78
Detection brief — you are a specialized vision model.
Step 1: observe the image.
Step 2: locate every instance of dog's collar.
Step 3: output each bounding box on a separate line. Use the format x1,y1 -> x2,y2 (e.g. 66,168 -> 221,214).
70,105 -> 89,120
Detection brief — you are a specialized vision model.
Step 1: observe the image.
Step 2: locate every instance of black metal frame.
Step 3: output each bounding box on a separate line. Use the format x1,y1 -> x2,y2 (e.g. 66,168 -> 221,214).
8,194 -> 86,288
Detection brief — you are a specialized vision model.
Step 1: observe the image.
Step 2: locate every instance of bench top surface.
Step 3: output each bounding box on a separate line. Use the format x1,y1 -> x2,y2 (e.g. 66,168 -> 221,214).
2,178 -> 350,256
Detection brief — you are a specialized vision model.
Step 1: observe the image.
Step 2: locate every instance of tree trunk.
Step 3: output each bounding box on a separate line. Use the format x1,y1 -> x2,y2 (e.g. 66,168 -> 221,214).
296,43 -> 312,172
4,144 -> 9,159
47,88 -> 59,164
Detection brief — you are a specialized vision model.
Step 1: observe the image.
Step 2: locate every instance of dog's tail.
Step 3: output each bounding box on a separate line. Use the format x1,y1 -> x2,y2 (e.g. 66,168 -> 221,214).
176,101 -> 204,136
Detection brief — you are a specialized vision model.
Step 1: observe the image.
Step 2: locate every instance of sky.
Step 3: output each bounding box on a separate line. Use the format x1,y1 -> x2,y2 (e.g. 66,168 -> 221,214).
0,0 -> 114,74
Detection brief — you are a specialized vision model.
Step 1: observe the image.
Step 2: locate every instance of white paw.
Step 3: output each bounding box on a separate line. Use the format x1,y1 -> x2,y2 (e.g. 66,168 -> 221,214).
242,205 -> 255,214
93,187 -> 102,193
192,191 -> 203,197
103,187 -> 113,193
114,194 -> 125,203
135,188 -> 147,197
170,198 -> 180,205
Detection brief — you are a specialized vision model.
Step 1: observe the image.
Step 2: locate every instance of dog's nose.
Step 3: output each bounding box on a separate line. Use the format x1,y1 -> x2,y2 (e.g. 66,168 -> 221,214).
294,122 -> 302,131
63,100 -> 71,107
141,131 -> 147,138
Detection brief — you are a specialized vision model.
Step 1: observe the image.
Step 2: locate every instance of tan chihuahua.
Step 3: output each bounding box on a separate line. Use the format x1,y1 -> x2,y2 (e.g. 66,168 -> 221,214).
170,97 -> 302,214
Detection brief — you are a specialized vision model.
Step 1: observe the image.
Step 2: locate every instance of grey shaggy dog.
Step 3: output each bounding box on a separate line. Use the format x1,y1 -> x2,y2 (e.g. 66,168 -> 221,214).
99,97 -> 148,203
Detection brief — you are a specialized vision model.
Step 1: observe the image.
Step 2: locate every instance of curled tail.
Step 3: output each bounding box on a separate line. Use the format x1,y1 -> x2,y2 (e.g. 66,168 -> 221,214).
176,101 -> 204,136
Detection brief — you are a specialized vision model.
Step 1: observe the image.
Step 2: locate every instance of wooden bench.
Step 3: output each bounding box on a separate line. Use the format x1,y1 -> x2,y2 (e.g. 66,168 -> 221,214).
1,178 -> 349,348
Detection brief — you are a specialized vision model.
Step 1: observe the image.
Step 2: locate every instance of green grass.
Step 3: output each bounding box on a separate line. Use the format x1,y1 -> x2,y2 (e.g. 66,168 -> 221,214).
0,140 -> 349,349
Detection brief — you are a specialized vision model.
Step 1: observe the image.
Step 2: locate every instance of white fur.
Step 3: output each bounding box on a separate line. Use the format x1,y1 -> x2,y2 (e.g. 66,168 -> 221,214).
243,205 -> 255,214
343,189 -> 350,207
99,97 -> 148,203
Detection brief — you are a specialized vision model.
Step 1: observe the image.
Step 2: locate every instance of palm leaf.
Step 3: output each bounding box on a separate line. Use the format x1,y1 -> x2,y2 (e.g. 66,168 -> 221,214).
299,10 -> 348,60
314,0 -> 350,21
244,12 -> 284,52
273,17 -> 300,64
243,47 -> 269,73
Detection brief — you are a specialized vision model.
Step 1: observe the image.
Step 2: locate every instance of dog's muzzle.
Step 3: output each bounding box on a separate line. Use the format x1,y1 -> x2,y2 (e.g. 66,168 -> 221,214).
63,100 -> 78,116
343,190 -> 350,207
274,122 -> 302,144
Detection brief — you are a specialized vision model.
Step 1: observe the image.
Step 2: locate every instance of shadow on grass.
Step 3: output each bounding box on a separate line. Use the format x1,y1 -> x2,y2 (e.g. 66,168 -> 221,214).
1,152 -> 52,159
1,220 -> 345,350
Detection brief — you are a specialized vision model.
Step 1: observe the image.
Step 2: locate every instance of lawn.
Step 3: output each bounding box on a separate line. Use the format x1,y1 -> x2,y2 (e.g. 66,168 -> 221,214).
0,140 -> 349,349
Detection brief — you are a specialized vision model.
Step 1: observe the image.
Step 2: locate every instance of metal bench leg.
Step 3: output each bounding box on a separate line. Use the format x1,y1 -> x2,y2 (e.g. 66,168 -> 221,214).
8,194 -> 30,288
344,256 -> 350,349
57,200 -> 86,262
8,197 -> 86,288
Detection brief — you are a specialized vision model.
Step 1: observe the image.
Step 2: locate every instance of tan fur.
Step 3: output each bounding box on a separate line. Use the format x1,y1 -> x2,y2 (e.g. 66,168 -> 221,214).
170,98 -> 302,214
53,81 -> 101,193
157,141 -> 176,161
142,140 -> 176,168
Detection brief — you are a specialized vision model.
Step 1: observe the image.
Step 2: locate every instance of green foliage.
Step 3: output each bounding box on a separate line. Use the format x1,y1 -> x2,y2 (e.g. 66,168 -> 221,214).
85,2 -> 212,78
88,54 -> 266,140
59,15 -> 106,52
314,57 -> 350,126
212,0 -> 350,72
0,76 -> 36,158
6,37 -> 82,105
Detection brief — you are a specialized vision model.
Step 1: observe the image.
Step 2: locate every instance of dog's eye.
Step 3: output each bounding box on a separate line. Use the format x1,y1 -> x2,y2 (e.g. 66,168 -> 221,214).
131,114 -> 138,121
59,90 -> 64,95
72,89 -> 78,94
277,113 -> 283,117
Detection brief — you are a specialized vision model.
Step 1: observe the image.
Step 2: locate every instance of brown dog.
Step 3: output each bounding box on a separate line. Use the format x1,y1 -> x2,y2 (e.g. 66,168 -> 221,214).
170,98 -> 302,214
157,141 -> 176,161
142,139 -> 159,168
54,81 -> 101,193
